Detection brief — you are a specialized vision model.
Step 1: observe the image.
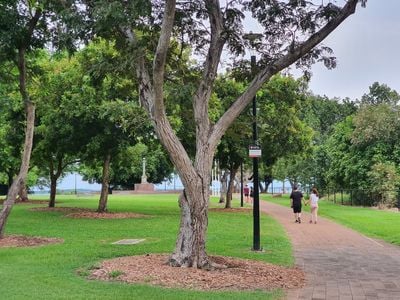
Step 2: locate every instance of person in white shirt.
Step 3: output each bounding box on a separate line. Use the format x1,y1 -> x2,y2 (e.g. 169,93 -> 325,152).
308,187 -> 319,224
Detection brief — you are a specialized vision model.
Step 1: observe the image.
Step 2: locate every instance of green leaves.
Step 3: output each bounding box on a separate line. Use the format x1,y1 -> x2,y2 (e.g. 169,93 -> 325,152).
352,104 -> 400,147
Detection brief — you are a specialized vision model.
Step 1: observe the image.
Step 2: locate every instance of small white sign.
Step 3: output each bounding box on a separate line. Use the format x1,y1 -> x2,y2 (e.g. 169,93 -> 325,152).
249,145 -> 262,158
112,239 -> 146,245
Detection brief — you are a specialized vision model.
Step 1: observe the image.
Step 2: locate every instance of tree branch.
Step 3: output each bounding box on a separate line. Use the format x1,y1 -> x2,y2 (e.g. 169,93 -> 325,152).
25,8 -> 42,48
210,0 -> 360,150
123,1 -> 199,192
17,7 -> 42,106
153,0 -> 176,117
194,0 -> 225,163
120,26 -> 155,118
61,159 -> 80,170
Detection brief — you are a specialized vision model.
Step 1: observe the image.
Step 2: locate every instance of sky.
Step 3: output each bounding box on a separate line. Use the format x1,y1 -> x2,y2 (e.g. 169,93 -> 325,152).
304,0 -> 400,100
242,1 -> 400,100
32,173 -> 101,192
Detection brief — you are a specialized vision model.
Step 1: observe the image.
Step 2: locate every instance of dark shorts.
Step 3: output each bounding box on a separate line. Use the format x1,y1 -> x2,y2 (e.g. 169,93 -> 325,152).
244,193 -> 249,197
293,205 -> 301,213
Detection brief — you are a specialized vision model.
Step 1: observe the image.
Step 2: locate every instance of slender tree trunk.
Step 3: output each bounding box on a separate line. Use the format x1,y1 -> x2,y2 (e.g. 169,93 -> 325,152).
48,157 -> 64,208
7,173 -> 13,188
225,164 -> 239,209
0,101 -> 35,238
49,176 -> 57,208
98,152 -> 111,213
289,179 -> 297,189
219,170 -> 228,203
234,175 -> 241,193
0,9 -> 44,239
262,175 -> 273,193
259,182 -> 265,193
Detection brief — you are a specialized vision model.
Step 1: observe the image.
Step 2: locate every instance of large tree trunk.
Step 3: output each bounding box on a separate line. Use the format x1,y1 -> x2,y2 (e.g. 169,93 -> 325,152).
219,170 -> 228,203
169,176 -> 211,269
98,152 -> 111,213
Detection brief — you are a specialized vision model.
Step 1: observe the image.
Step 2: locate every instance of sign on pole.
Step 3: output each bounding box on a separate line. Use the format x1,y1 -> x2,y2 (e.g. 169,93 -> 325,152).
249,145 -> 262,158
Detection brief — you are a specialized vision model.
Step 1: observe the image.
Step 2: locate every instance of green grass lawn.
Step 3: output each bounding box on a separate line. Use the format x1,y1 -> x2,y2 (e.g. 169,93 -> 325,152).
262,194 -> 400,246
0,194 -> 293,300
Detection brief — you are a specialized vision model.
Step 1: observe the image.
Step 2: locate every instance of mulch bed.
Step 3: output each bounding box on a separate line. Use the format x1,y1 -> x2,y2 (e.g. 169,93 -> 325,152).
89,254 -> 305,291
0,199 -> 50,205
209,207 -> 251,213
0,235 -> 63,248
30,207 -> 92,213
67,212 -> 148,219
30,207 -> 148,219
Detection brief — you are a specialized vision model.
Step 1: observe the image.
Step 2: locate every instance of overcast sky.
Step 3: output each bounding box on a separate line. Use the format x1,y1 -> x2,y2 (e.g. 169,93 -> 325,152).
304,0 -> 400,100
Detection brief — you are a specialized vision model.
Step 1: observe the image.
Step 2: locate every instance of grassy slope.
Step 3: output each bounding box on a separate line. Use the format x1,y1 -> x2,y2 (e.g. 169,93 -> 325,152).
262,194 -> 400,246
0,194 -> 292,300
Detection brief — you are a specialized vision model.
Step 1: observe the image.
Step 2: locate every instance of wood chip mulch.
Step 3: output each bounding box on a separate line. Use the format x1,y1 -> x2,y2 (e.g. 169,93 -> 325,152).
0,199 -> 50,205
30,207 -> 148,219
66,212 -> 148,219
0,235 -> 63,248
208,207 -> 251,213
89,254 -> 305,291
30,207 -> 92,213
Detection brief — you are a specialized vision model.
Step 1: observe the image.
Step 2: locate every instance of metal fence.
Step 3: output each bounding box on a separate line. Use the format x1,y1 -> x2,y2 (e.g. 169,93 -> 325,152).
318,188 -> 400,209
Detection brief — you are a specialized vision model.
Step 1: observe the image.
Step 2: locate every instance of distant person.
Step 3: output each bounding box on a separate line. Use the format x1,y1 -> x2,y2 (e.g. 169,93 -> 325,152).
243,184 -> 250,203
290,185 -> 304,223
308,187 -> 319,224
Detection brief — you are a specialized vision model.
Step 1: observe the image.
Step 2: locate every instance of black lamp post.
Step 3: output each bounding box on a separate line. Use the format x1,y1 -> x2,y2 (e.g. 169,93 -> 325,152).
251,55 -> 261,251
240,163 -> 244,207
243,31 -> 263,251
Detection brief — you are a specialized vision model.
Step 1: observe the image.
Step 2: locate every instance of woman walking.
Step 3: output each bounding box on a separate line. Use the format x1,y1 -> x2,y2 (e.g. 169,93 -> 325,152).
308,187 -> 319,224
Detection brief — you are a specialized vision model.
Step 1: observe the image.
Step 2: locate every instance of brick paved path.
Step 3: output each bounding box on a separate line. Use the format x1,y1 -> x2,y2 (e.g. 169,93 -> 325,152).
259,200 -> 400,300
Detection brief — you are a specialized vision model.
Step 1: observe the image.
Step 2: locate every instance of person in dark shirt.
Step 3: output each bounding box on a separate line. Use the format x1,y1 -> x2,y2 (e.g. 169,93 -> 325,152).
290,185 -> 305,223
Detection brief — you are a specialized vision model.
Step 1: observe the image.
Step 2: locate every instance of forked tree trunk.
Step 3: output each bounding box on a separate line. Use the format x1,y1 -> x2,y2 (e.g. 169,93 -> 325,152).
98,152 -> 111,213
262,175 -> 273,193
169,175 -> 211,269
49,157 -> 64,208
130,0 -> 361,268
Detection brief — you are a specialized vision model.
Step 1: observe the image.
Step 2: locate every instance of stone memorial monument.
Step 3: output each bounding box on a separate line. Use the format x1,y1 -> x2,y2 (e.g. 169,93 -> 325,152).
134,158 -> 155,192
